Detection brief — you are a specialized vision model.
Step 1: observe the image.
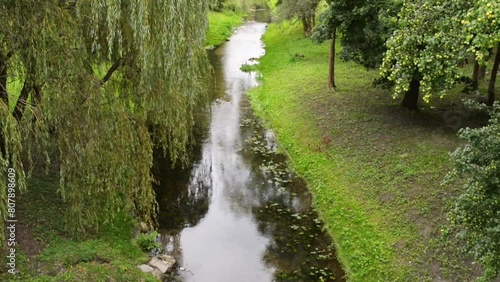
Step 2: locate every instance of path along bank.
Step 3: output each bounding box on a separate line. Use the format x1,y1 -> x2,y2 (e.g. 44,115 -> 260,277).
248,22 -> 478,281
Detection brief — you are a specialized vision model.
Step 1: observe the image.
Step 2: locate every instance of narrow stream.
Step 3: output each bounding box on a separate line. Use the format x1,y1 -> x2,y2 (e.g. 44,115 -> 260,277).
154,16 -> 345,282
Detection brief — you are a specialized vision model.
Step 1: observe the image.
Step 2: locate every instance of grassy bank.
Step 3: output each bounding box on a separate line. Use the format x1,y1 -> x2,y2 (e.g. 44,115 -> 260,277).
249,23 -> 481,281
0,173 -> 155,281
206,10 -> 245,47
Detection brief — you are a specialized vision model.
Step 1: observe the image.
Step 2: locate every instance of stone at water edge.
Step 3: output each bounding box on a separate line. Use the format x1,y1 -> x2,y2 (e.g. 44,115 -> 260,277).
138,264 -> 154,273
148,256 -> 176,274
158,254 -> 176,270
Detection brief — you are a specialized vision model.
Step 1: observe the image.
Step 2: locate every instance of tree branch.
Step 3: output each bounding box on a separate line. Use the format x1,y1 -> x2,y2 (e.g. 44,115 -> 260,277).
13,78 -> 32,121
101,58 -> 123,86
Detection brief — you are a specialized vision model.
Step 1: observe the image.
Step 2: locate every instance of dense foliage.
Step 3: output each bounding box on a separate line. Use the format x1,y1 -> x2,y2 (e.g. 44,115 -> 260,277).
314,0 -> 399,69
381,0 -> 500,109
276,0 -> 321,36
446,102 -> 500,281
0,0 -> 211,238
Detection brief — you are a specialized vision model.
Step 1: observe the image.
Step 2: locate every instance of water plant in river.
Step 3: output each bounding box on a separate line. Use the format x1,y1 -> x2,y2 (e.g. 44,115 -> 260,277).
241,114 -> 343,281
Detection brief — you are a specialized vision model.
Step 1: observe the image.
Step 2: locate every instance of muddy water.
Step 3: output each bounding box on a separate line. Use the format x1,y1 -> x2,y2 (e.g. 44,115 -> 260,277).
154,20 -> 345,282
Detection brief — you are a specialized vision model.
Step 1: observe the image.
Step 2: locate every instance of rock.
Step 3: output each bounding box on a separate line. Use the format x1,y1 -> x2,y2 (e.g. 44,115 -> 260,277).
148,257 -> 173,274
139,222 -> 149,233
152,268 -> 164,280
138,264 -> 154,273
158,254 -> 176,271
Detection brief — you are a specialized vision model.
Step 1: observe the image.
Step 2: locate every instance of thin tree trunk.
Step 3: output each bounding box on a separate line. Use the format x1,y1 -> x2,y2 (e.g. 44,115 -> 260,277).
0,55 -> 8,106
13,78 -> 32,121
487,43 -> 500,106
472,60 -> 480,90
479,65 -> 487,80
301,15 -> 311,37
402,78 -> 421,110
328,29 -> 336,90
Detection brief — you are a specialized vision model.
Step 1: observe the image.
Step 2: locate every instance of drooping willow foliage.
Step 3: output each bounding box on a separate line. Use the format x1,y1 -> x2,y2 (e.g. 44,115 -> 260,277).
0,0 -> 211,238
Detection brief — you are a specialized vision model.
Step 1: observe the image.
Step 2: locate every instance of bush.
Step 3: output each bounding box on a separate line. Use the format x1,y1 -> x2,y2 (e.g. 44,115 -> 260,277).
445,101 -> 500,281
136,231 -> 160,252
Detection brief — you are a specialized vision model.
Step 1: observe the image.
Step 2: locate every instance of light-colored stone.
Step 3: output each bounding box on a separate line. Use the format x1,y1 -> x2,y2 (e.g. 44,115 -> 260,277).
149,257 -> 169,273
139,222 -> 149,233
138,264 -> 154,273
158,254 -> 176,271
152,268 -> 164,280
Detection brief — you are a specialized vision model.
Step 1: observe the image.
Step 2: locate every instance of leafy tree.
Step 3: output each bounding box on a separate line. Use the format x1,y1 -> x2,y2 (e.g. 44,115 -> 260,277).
210,0 -> 226,11
445,102 -> 500,281
276,0 -> 321,37
312,0 -> 399,89
381,0 -> 499,110
312,5 -> 337,89
0,0 -> 211,240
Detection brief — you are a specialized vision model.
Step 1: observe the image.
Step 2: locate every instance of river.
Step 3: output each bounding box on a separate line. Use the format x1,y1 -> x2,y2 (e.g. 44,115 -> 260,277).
154,14 -> 345,282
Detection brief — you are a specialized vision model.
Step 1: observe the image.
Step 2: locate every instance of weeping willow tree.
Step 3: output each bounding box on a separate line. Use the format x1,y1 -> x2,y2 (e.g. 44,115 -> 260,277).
0,0 -> 211,239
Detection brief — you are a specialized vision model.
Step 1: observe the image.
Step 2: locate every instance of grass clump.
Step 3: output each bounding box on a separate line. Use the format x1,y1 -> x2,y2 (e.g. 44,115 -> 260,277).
249,22 -> 482,281
136,232 -> 160,252
240,63 -> 258,72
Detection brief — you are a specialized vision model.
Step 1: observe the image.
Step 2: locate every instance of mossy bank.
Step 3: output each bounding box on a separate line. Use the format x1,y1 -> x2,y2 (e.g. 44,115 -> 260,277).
248,22 -> 481,281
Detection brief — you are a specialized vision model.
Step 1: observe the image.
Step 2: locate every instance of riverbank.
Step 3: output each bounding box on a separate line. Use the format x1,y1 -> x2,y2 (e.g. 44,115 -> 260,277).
206,10 -> 245,47
0,172 -> 156,281
248,22 -> 478,281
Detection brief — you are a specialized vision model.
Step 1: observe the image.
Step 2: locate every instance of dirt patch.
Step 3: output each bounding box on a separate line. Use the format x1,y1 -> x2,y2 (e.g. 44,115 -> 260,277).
16,223 -> 44,257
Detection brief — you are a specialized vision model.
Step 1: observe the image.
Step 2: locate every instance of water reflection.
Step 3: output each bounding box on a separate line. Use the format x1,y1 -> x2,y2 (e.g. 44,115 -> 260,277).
153,19 -> 345,282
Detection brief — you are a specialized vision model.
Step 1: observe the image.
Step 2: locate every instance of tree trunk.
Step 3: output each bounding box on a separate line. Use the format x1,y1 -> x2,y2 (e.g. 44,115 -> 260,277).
472,60 -> 480,90
13,78 -> 32,121
301,15 -> 311,37
479,65 -> 487,80
402,78 -> 420,110
487,43 -> 500,106
328,29 -> 336,90
0,55 -> 7,106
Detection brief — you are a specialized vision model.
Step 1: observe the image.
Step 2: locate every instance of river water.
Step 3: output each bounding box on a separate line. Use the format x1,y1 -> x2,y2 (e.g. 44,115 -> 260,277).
154,15 -> 345,282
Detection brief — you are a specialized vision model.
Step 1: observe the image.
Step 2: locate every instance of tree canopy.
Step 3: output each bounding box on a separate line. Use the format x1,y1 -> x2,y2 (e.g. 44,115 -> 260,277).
276,0 -> 321,37
446,102 -> 500,280
0,0 -> 211,238
381,0 -> 500,109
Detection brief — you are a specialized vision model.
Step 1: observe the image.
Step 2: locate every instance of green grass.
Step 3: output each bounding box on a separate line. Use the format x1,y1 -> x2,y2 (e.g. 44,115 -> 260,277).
206,10 -> 245,47
248,22 -> 486,281
0,173 -> 156,281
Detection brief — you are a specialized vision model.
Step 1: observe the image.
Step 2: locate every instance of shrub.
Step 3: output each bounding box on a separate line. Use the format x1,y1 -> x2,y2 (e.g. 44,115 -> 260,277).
445,102 -> 500,281
136,231 -> 161,252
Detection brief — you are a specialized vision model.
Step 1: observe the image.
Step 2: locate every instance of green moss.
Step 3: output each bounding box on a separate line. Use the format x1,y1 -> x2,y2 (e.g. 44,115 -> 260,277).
206,10 -> 245,47
249,22 -> 477,281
